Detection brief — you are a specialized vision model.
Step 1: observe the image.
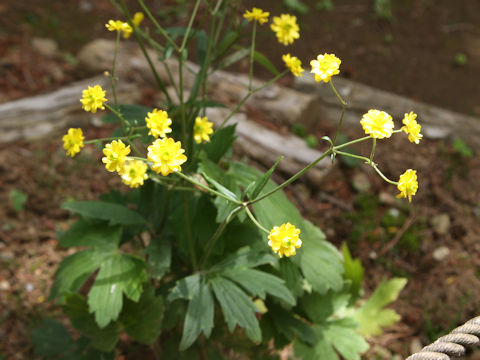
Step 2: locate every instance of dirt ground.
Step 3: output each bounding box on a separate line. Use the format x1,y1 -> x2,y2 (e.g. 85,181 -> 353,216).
1,0 -> 480,359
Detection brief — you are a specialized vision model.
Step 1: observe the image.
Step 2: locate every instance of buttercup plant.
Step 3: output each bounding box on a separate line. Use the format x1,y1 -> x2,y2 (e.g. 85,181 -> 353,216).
50,2 -> 418,359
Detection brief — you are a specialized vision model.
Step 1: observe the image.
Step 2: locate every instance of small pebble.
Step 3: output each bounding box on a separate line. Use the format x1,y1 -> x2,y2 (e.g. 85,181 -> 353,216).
433,246 -> 450,262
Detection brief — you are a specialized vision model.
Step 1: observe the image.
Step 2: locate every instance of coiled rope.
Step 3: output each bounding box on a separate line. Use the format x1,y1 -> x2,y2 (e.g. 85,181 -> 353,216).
406,316 -> 480,359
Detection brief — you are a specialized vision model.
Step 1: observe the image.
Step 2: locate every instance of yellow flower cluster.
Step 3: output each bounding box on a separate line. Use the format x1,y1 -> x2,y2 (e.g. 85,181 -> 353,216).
80,85 -> 107,113
147,138 -> 187,176
243,8 -> 270,25
193,116 -> 214,144
132,12 -> 144,27
146,109 -> 172,139
106,20 -> 133,39
102,140 -> 131,172
397,169 -> 418,202
62,128 -> 84,157
310,53 -> 341,83
401,112 -> 423,144
270,14 -> 300,46
360,109 -> 394,139
282,54 -> 304,77
121,160 -> 148,188
268,223 -> 302,258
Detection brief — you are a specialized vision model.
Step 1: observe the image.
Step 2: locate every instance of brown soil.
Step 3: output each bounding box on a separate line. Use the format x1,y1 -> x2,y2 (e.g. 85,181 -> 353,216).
1,1 -> 480,359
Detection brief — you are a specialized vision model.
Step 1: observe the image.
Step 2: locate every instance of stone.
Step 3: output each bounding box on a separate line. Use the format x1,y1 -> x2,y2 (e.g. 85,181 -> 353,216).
31,38 -> 59,58
432,246 -> 450,262
431,214 -> 450,235
410,337 -> 423,355
0,280 -> 10,291
0,251 -> 14,262
352,172 -> 371,193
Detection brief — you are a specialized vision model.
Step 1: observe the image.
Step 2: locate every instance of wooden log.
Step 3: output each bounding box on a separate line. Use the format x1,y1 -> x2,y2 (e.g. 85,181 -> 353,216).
206,107 -> 331,185
295,74 -> 480,146
0,75 -> 139,143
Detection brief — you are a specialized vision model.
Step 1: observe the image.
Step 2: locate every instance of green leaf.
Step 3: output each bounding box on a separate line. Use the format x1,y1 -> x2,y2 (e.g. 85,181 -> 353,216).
324,319 -> 369,360
342,243 -> 364,304
268,306 -> 316,345
64,294 -> 121,352
353,278 -> 407,336
50,249 -> 110,299
59,220 -> 122,249
101,104 -> 151,126
88,254 -> 146,328
196,30 -> 209,66
302,290 -> 350,324
223,268 -> 295,306
180,280 -> 214,350
145,238 -> 171,280
216,47 -> 250,70
299,221 -> 343,294
200,172 -> 238,202
284,0 -> 309,14
120,287 -> 164,344
31,318 -> 73,357
249,156 -> 283,200
9,189 -> 27,212
168,274 -> 200,302
216,30 -> 240,59
253,51 -> 279,76
210,276 -> 261,343
294,319 -> 369,360
62,201 -> 146,226
228,162 -> 343,294
295,335 -> 338,360
210,246 -> 276,271
204,125 -> 237,163
279,259 -> 304,298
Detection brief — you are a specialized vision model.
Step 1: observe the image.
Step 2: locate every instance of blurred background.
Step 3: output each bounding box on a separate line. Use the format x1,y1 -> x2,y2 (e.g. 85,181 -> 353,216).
1,0 -> 480,358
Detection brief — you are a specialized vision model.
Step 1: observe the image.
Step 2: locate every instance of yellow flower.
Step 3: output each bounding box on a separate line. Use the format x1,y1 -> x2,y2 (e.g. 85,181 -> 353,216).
243,8 -> 270,25
360,109 -> 394,139
193,116 -> 214,144
270,14 -> 300,46
102,140 -> 131,172
396,169 -> 418,202
120,160 -> 148,188
310,53 -> 341,83
147,137 -> 187,176
268,222 -> 302,258
282,54 -> 304,77
401,112 -> 423,144
132,12 -> 144,27
62,128 -> 84,157
80,85 -> 107,113
146,109 -> 172,139
105,20 -> 133,39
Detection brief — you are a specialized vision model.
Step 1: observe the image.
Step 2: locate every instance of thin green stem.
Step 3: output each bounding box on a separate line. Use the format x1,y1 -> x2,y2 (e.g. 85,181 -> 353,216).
184,192 -> 198,270
119,0 -> 172,103
180,0 -> 202,52
175,172 -> 242,204
179,53 -> 186,143
329,80 -> 346,145
333,150 -> 369,162
333,135 -> 371,150
245,207 -> 269,234
217,70 -> 288,130
85,134 -> 141,144
372,163 -> 398,185
370,138 -> 376,163
249,148 -> 333,205
248,21 -> 257,92
200,205 -> 244,268
110,31 -> 121,108
137,0 -> 179,52
105,104 -> 130,129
